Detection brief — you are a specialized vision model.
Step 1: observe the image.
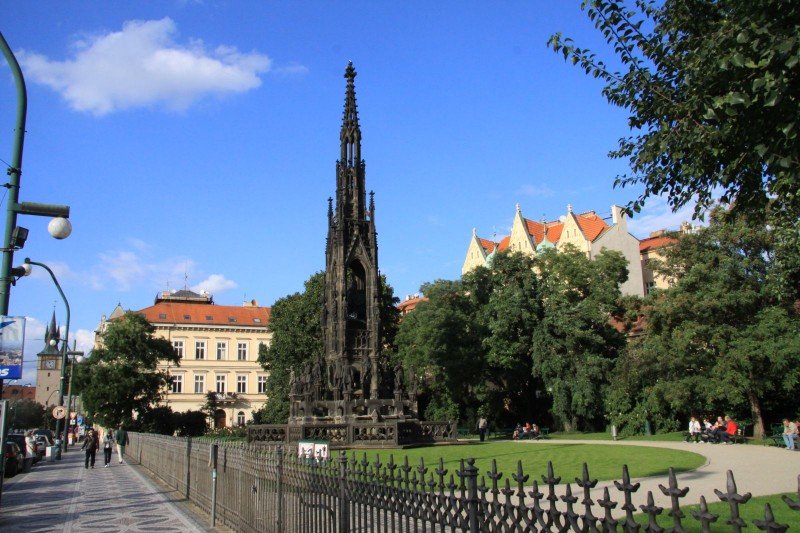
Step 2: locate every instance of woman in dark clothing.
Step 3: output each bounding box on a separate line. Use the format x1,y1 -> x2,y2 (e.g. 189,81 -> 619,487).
81,429 -> 99,469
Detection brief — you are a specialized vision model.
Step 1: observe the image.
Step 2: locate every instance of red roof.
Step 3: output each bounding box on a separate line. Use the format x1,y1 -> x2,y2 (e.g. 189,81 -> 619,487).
498,236 -> 511,251
640,235 -> 677,253
573,211 -> 610,241
137,302 -> 271,327
524,219 -> 561,245
397,296 -> 428,314
478,238 -> 497,253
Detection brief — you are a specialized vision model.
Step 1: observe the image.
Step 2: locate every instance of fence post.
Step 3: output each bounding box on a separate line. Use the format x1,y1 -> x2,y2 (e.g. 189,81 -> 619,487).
464,458 -> 480,533
276,445 -> 284,533
338,452 -> 349,533
185,437 -> 191,499
210,442 -> 219,527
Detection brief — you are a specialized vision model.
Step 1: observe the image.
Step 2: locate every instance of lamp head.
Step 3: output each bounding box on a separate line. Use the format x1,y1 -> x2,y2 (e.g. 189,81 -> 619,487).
48,217 -> 72,239
49,339 -> 57,347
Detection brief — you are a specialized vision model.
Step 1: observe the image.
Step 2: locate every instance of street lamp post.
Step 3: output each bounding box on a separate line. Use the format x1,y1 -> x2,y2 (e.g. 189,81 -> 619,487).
63,344 -> 84,448
17,259 -> 70,454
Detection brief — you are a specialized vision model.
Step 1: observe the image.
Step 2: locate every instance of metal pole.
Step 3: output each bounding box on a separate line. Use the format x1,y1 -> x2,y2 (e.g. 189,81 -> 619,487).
64,341 -> 80,451
0,29 -> 28,426
210,442 -> 219,527
25,259 -> 70,454
276,445 -> 284,533
0,31 -> 27,318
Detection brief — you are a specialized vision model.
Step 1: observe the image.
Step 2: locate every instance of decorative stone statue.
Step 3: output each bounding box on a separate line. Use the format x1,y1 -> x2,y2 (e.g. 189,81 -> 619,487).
289,369 -> 297,397
311,358 -> 323,401
393,361 -> 404,392
361,358 -> 372,399
332,361 -> 343,401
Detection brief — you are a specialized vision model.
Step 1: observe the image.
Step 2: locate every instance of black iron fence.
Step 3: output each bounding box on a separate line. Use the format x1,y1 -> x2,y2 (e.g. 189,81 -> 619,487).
127,433 -> 799,532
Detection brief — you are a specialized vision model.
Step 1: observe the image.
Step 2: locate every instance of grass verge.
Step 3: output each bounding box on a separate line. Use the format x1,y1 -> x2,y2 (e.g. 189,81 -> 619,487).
343,441 -> 705,483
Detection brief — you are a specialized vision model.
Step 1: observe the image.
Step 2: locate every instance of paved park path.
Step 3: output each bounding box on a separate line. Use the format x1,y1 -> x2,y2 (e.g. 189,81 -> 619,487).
0,448 -> 216,532
519,439 -> 800,518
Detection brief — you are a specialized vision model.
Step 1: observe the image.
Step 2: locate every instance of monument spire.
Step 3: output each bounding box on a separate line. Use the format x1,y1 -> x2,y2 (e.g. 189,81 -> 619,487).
340,61 -> 361,167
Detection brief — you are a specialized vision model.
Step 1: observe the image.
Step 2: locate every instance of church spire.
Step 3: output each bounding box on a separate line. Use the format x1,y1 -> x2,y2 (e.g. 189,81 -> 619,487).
340,61 -> 361,167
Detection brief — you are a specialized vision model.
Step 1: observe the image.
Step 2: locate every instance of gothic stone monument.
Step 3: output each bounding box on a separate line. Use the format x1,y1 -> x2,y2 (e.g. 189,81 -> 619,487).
248,63 -> 455,448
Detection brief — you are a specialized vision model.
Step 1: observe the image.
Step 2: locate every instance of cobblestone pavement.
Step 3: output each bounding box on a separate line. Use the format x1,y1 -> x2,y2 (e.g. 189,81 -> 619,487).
0,448 -> 214,532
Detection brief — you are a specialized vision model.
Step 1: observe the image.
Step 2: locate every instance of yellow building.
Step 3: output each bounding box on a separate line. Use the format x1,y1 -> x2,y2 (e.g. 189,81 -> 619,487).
464,204 -> 646,296
97,289 -> 271,428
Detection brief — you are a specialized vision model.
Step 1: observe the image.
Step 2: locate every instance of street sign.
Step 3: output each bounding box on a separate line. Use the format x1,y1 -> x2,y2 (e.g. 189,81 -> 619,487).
52,406 -> 67,419
0,316 -> 26,379
77,415 -> 84,425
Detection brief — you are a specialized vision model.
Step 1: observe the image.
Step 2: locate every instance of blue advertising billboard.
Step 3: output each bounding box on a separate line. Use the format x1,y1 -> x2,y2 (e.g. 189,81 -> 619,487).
0,316 -> 26,379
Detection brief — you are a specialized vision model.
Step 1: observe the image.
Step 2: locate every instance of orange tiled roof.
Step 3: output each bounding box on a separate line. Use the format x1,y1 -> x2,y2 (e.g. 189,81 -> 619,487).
478,238 -> 496,253
573,211 -> 610,241
397,296 -> 428,314
498,236 -> 511,251
137,302 -> 270,327
640,235 -> 677,253
524,218 -> 561,245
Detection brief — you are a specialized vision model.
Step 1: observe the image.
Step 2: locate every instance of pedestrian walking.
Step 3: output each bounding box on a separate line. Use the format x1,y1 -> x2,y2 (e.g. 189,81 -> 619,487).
23,430 -> 36,472
102,430 -> 114,467
114,424 -> 129,464
477,416 -> 488,442
81,429 -> 99,469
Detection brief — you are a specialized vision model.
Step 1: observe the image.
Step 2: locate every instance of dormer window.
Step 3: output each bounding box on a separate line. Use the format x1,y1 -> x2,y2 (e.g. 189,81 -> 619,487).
183,314 -> 191,320
206,315 -> 213,321
228,317 -> 237,323
158,313 -> 167,319
253,318 -> 261,323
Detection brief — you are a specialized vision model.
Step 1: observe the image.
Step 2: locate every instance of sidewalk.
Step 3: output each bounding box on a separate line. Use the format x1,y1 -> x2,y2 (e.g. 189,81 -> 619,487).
0,447 -> 215,532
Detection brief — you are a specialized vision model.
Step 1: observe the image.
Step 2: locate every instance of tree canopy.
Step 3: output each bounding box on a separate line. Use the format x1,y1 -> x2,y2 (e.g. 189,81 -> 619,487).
606,210 -> 800,438
73,312 -> 178,427
549,0 -> 800,223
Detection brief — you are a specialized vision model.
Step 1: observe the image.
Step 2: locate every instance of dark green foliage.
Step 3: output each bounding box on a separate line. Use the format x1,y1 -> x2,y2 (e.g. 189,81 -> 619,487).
8,399 -> 45,429
549,1 -> 800,224
255,272 -> 400,424
173,410 -> 207,437
73,312 -> 179,428
607,210 -> 800,438
531,246 -> 628,432
136,406 -> 176,435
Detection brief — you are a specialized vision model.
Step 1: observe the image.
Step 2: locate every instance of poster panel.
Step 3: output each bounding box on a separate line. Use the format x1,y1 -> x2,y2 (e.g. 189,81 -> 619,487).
0,316 -> 26,379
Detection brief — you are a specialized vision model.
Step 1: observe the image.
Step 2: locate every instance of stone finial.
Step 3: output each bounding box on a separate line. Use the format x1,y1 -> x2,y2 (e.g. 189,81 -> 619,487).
515,202 -> 521,213
472,227 -> 477,236
567,203 -> 573,214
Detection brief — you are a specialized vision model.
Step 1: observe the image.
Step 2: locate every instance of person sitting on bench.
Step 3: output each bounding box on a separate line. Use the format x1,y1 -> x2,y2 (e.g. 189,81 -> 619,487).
687,416 -> 702,442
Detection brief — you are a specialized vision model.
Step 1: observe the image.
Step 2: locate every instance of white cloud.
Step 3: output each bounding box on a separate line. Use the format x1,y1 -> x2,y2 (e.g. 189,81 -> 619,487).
518,184 -> 555,197
89,249 -> 196,291
630,196 -> 704,238
192,274 -> 238,295
19,17 -> 272,115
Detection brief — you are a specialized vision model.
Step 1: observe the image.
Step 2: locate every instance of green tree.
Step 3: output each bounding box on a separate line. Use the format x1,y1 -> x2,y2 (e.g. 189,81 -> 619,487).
531,246 -> 628,432
255,272 -> 400,424
395,278 -> 484,423
396,252 -> 542,427
73,313 -> 178,427
608,210 -> 800,439
9,399 -> 45,429
549,1 -> 800,223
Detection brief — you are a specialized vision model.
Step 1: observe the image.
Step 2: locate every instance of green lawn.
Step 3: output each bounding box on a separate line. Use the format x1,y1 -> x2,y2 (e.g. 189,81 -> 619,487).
633,492 -> 800,530
343,441 -> 705,483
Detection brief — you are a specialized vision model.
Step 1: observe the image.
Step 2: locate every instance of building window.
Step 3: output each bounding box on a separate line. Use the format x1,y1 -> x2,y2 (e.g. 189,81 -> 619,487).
173,340 -> 184,358
237,411 -> 246,426
171,375 -> 183,393
216,375 -> 226,393
237,375 -> 247,393
257,375 -> 267,394
237,342 -> 248,361
195,341 -> 206,360
158,313 -> 167,319
194,375 -> 205,394
216,341 -> 227,360
645,281 -> 656,295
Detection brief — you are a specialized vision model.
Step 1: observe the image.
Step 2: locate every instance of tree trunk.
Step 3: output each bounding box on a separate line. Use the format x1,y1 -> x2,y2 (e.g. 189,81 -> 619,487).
747,389 -> 765,440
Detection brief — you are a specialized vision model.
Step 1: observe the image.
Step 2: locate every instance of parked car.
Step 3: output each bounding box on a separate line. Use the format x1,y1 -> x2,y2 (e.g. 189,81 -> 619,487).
5,434 -> 36,464
4,442 -> 24,477
34,435 -> 52,458
33,428 -> 55,442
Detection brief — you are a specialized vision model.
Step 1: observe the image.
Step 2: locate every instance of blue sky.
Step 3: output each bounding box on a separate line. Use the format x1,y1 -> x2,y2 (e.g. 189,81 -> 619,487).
1,2 -> 694,386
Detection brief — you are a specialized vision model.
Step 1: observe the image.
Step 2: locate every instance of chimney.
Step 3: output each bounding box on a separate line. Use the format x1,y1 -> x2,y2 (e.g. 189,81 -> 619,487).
649,229 -> 666,238
611,204 -> 627,231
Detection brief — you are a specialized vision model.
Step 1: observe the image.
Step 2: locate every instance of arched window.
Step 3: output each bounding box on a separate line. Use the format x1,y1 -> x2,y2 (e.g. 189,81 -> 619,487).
237,411 -> 246,427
